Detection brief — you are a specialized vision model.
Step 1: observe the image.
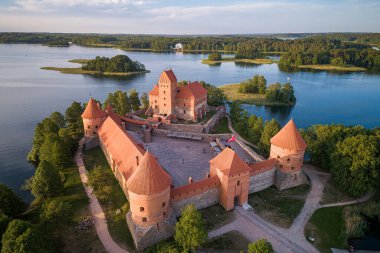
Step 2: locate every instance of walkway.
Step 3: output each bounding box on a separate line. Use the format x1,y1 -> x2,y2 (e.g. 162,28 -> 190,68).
75,139 -> 129,253
208,164 -> 374,253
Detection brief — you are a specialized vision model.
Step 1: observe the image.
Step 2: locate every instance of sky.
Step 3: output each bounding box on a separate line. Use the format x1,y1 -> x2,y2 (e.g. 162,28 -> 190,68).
0,0 -> 379,34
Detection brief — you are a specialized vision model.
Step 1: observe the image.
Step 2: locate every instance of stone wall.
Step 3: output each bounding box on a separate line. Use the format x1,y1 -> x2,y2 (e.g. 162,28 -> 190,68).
171,187 -> 220,217
235,138 -> 265,162
249,168 -> 276,194
153,128 -> 231,142
126,211 -> 175,252
202,109 -> 225,134
274,169 -> 308,190
160,122 -> 204,133
84,136 -> 99,150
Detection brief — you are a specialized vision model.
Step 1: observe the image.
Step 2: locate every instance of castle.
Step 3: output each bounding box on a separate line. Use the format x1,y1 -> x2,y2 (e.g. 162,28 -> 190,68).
81,70 -> 308,251
146,69 -> 208,122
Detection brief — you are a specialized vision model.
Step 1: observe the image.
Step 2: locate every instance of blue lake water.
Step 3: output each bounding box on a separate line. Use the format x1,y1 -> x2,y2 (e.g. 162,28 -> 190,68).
0,44 -> 379,201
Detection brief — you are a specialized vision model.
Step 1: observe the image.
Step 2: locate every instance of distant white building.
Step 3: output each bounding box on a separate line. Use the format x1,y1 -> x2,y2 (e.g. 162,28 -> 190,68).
174,43 -> 183,51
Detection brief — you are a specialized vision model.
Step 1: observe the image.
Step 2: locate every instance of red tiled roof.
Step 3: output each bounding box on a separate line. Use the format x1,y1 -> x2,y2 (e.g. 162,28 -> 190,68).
149,84 -> 159,96
176,81 -> 207,99
249,158 -> 276,176
127,151 -> 171,195
209,148 -> 251,176
81,98 -> 107,119
105,104 -> 123,126
98,117 -> 145,181
270,119 -> 307,150
120,115 -> 148,125
161,69 -> 177,83
171,176 -> 219,200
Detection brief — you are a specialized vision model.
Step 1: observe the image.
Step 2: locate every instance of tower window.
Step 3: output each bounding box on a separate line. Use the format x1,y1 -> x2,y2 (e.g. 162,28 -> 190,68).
140,207 -> 144,212
237,180 -> 240,186
155,105 -> 158,109
164,104 -> 166,106
92,132 -> 96,135
95,125 -> 98,129
142,217 -> 147,222
183,110 -> 186,114
162,202 -> 166,207
163,91 -> 166,94
163,212 -> 166,217
136,156 -> 139,166
291,167 -> 295,170
87,126 -> 91,129
277,155 -> 280,159
287,158 -> 290,162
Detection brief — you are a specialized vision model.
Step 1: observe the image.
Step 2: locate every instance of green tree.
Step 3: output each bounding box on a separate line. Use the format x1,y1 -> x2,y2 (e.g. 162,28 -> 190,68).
30,161 -> 63,199
331,134 -> 379,196
0,184 -> 25,217
1,219 -> 52,253
140,92 -> 149,108
259,119 -> 280,154
208,52 -> 222,61
49,112 -> 65,128
174,204 -> 207,252
248,114 -> 264,144
200,81 -> 226,107
228,101 -> 244,123
129,89 -> 141,111
27,118 -> 61,163
39,134 -> 71,169
265,83 -> 282,103
280,83 -> 296,104
104,90 -> 131,115
64,101 -> 83,142
40,199 -> 71,223
88,166 -> 114,201
0,213 -> 11,247
247,239 -> 274,253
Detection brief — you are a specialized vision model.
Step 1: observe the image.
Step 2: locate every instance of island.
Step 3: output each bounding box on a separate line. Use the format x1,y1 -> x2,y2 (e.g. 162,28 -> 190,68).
202,57 -> 275,65
41,55 -> 150,76
296,64 -> 366,72
219,75 -> 296,106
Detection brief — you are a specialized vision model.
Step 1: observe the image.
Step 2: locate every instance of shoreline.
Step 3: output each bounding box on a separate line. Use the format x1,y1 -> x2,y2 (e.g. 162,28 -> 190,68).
297,64 -> 366,72
219,83 -> 294,106
202,57 -> 275,65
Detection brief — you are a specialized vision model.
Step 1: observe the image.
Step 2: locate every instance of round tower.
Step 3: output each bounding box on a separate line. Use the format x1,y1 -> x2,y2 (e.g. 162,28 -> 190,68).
127,151 -> 171,226
269,119 -> 307,172
81,98 -> 108,138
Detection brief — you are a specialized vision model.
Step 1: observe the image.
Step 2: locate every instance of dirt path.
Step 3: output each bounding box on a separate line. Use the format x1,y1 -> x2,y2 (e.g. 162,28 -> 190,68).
75,139 -> 129,253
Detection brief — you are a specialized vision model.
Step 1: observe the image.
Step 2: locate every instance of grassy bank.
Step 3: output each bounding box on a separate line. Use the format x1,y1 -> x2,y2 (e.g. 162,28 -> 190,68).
83,147 -> 135,252
22,165 -> 106,253
219,83 -> 292,106
320,178 -> 355,205
211,116 -> 231,134
298,64 -> 366,72
203,231 -> 250,252
41,66 -> 150,76
202,57 -> 275,65
199,204 -> 234,230
248,185 -> 310,228
305,207 -> 346,253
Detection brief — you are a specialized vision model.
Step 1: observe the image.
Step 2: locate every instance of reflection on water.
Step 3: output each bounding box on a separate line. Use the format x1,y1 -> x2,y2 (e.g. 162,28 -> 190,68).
0,44 -> 380,201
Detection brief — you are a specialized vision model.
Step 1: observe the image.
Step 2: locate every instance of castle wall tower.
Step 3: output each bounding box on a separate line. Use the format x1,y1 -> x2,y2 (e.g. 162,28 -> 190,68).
269,119 -> 307,172
209,148 -> 251,211
81,98 -> 108,139
158,69 -> 177,116
269,119 -> 308,190
126,151 -> 171,227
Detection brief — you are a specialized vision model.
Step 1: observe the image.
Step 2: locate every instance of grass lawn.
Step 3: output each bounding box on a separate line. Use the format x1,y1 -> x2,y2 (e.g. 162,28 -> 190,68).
199,204 -> 234,230
219,83 -> 293,106
83,147 -> 135,252
202,231 -> 250,252
298,64 -> 366,72
202,57 -> 275,65
320,178 -> 355,205
305,207 -> 346,253
22,165 -> 107,253
211,116 -> 231,134
248,185 -> 310,228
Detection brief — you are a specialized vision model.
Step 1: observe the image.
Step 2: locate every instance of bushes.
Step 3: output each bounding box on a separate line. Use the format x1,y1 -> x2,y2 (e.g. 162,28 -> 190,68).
248,239 -> 274,253
343,206 -> 367,238
0,184 -> 25,217
208,52 -> 221,61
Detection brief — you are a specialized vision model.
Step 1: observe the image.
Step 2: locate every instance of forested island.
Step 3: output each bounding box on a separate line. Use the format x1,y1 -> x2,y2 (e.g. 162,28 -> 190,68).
202,52 -> 275,65
219,75 -> 296,106
41,55 -> 149,76
2,32 -> 380,73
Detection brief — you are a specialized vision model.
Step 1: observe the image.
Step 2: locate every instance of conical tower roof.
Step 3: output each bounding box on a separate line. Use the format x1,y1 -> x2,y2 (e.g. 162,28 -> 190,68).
127,151 -> 171,195
270,119 -> 307,150
209,147 -> 251,176
81,98 -> 107,119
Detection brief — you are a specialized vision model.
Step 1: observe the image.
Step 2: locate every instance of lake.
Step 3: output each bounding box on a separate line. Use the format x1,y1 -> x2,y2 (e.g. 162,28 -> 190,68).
0,44 -> 380,201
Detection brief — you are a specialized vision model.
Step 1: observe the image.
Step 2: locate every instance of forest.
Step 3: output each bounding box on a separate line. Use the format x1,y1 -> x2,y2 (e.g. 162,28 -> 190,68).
82,55 -> 146,73
1,32 -> 380,71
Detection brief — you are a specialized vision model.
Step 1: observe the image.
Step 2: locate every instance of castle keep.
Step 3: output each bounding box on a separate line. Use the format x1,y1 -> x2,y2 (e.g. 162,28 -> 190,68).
82,70 -> 308,251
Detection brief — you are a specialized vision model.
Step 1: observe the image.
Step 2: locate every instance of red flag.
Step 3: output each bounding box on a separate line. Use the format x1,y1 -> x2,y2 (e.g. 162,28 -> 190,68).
227,136 -> 236,143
